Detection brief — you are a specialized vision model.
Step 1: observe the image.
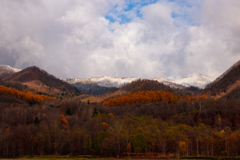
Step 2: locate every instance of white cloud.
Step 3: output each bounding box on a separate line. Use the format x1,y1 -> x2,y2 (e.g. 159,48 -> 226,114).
0,0 -> 240,79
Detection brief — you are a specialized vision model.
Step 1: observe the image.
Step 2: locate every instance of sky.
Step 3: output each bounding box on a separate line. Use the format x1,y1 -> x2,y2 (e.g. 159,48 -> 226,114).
0,0 -> 240,79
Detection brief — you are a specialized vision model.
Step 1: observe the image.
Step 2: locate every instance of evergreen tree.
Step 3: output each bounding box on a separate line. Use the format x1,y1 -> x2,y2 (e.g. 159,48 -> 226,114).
92,107 -> 98,117
34,117 -> 40,125
66,108 -> 72,115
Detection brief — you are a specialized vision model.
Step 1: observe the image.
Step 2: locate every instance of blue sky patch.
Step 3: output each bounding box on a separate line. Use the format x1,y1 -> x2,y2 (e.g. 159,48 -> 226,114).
105,0 -> 159,24
105,0 -> 198,27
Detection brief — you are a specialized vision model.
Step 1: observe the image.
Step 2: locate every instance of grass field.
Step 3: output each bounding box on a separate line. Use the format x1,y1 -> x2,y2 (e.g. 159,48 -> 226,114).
0,156 -> 177,160
0,158 -> 174,160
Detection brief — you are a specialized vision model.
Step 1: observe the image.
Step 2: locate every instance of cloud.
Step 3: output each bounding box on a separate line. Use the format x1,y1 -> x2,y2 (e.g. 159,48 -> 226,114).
0,0 -> 240,79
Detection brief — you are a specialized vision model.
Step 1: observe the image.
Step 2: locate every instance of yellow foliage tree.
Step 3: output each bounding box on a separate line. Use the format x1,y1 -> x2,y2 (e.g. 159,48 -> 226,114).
179,141 -> 187,156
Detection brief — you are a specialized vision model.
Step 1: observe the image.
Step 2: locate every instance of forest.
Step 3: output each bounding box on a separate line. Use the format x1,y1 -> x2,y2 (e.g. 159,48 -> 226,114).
1,81 -> 240,158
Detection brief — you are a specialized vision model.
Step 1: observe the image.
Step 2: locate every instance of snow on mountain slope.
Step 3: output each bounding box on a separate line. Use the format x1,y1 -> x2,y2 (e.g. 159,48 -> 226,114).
0,65 -> 21,75
151,77 -> 186,89
172,74 -> 215,89
91,76 -> 139,88
63,74 -> 214,89
62,76 -> 140,88
152,74 -> 214,89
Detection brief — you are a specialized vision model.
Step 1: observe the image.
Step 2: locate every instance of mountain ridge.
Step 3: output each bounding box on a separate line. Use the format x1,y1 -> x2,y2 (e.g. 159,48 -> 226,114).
62,74 -> 214,90
0,64 -> 214,94
2,66 -> 83,97
203,60 -> 240,99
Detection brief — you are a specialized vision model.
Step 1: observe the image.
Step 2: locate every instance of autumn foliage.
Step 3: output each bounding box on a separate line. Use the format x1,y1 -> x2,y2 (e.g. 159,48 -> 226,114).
59,115 -> 70,128
101,122 -> 109,128
4,127 -> 10,135
0,85 -> 56,103
102,90 -> 206,107
102,90 -> 177,107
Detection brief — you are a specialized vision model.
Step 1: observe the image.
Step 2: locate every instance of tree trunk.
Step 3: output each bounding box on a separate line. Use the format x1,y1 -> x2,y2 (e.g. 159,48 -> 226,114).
207,142 -> 209,156
211,143 -> 213,156
163,141 -> 166,155
197,138 -> 199,156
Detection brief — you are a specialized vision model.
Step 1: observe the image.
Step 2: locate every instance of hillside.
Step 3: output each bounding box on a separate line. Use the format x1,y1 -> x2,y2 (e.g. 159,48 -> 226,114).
204,60 -> 240,99
64,81 -> 118,95
3,66 -> 83,97
121,79 -> 173,92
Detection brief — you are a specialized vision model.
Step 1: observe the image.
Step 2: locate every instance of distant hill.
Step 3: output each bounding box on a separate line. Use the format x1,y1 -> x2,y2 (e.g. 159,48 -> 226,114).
119,79 -> 193,97
204,60 -> 240,99
69,82 -> 118,95
3,66 -> 83,97
120,79 -> 172,92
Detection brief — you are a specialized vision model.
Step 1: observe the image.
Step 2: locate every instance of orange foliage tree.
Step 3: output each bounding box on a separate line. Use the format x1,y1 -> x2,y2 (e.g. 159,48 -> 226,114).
102,90 -> 206,107
4,127 -> 11,135
101,122 -> 109,128
102,90 -> 178,107
109,113 -> 114,118
59,115 -> 70,128
0,85 -> 56,104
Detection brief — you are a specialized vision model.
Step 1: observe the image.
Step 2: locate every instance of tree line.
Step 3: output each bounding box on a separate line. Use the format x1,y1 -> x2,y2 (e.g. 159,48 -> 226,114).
2,111 -> 240,158
1,83 -> 240,158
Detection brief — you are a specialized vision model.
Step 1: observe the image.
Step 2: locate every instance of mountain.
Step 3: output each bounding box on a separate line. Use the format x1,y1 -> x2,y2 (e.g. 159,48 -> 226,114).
204,60 -> 240,99
3,66 -> 83,97
62,76 -> 139,95
63,75 -> 213,90
0,65 -> 21,79
1,65 -> 214,96
120,79 -> 174,93
67,82 -> 118,95
62,74 -> 214,95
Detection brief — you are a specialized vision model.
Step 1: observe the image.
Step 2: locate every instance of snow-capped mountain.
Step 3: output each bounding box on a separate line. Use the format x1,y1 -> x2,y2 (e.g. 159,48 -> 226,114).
63,74 -> 214,89
62,76 -> 140,88
153,74 -> 214,89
